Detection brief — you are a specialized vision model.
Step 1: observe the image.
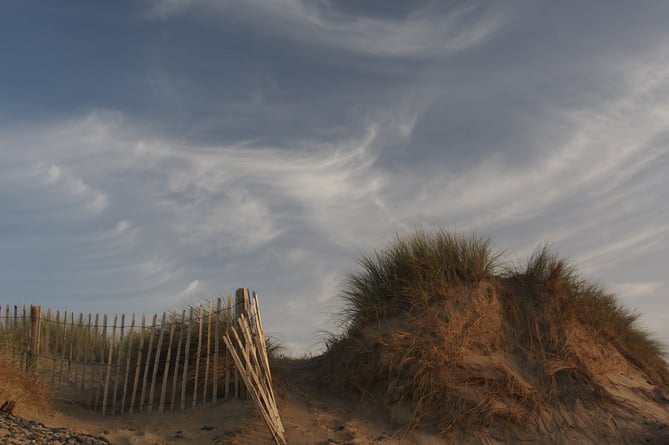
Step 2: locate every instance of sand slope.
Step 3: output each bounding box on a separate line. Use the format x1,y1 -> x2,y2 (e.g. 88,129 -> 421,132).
5,353 -> 665,445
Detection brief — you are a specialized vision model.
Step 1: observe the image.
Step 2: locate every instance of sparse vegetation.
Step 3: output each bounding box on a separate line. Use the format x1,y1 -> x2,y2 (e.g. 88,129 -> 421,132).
0,359 -> 51,418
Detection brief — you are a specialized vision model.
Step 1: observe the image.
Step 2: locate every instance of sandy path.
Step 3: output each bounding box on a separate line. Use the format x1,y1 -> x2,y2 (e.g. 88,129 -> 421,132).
22,357 -> 669,445
34,399 -> 252,445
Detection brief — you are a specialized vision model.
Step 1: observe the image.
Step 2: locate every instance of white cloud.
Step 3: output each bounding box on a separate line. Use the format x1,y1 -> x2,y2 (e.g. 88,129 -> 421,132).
181,279 -> 200,295
142,0 -> 196,18
610,281 -> 664,300
150,0 -> 504,58
115,220 -> 130,234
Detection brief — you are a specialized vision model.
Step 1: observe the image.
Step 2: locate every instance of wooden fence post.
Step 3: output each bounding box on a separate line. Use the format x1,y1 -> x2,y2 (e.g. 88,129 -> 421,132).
234,288 -> 249,399
28,305 -> 41,374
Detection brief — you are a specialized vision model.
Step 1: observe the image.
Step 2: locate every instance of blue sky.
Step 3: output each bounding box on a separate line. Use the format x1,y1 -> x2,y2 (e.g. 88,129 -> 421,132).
1,1 -> 668,354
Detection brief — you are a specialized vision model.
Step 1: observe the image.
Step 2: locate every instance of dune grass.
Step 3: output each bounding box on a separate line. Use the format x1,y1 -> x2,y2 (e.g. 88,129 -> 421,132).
0,359 -> 51,417
341,229 -> 502,331
505,245 -> 668,384
325,229 -> 669,434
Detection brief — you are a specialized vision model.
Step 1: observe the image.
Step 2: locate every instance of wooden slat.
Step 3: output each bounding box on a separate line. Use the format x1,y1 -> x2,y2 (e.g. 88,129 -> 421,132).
89,313 -> 99,408
170,310 -> 186,412
102,314 -> 118,415
203,301 -> 213,405
224,320 -> 285,445
72,313 -> 84,387
212,298 -> 222,403
121,314 -> 136,414
81,314 -> 92,391
252,294 -> 278,403
129,314 -> 146,414
21,305 -> 27,370
180,307 -> 193,411
43,308 -> 52,361
148,312 -> 167,412
222,290 -> 285,444
225,296 -> 232,400
57,311 -> 68,395
112,314 -> 125,414
67,312 -> 75,384
51,310 -> 61,386
192,305 -> 204,408
236,315 -> 281,431
159,311 -> 177,413
94,313 -> 108,412
140,314 -> 158,412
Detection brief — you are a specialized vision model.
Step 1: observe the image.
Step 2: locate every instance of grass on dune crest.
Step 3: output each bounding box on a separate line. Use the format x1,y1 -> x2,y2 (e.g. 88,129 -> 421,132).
505,245 -> 668,385
341,229 -> 502,332
325,229 -> 669,435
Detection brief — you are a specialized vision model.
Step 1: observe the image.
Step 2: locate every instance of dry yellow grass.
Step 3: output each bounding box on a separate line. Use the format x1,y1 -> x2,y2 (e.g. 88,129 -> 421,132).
0,359 -> 52,418
320,230 -> 669,439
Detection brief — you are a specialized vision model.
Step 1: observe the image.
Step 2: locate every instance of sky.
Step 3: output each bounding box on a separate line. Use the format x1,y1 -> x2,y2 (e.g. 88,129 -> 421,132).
1,1 -> 668,354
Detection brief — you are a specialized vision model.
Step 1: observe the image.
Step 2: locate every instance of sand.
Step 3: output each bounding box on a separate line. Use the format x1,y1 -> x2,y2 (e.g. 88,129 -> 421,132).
8,356 -> 667,445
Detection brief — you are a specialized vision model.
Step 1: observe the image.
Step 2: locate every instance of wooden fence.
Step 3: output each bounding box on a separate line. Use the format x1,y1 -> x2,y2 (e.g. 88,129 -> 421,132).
0,289 -> 260,415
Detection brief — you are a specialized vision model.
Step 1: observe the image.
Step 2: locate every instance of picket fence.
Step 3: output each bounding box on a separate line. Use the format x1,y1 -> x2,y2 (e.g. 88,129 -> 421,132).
0,289 -> 258,415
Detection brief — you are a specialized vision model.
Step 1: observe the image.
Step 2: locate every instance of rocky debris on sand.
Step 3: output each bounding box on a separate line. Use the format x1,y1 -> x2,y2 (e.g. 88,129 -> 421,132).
0,411 -> 109,445
0,400 -> 16,415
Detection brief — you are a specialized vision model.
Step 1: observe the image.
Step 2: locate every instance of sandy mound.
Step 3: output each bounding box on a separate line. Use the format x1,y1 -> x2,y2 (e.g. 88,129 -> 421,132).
317,232 -> 669,443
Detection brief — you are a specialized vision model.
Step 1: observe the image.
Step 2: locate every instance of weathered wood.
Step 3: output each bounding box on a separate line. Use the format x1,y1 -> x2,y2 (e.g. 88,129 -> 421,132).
90,312 -> 100,406
129,314 -> 146,414
94,313 -> 108,412
225,296 -> 232,400
102,314 -> 118,415
2,292 -> 268,418
225,335 -> 278,436
81,314 -> 92,391
223,291 -> 285,444
212,298 -> 222,403
236,316 -> 277,426
170,310 -> 186,412
224,313 -> 285,445
159,311 -> 177,413
180,307 -> 193,411
2,306 -> 8,364
121,314 -> 136,414
203,301 -> 213,405
67,312 -> 76,383
28,305 -> 41,374
57,311 -> 68,395
72,313 -> 83,387
234,288 -> 250,399
112,314 -> 125,414
140,314 -> 158,412
43,308 -> 52,362
148,312 -> 167,413
192,305 -> 204,408
51,310 -> 61,386
21,305 -> 27,370
252,294 -> 277,402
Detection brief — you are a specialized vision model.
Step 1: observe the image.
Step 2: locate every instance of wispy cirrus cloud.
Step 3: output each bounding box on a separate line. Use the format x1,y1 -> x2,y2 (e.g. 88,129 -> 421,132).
0,107 -> 415,320
143,0 -> 504,58
3,1 -> 669,353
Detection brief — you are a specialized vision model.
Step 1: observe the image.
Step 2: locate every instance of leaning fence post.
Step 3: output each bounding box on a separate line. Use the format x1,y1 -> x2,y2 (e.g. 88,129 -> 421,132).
28,305 -> 41,374
234,288 -> 249,399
